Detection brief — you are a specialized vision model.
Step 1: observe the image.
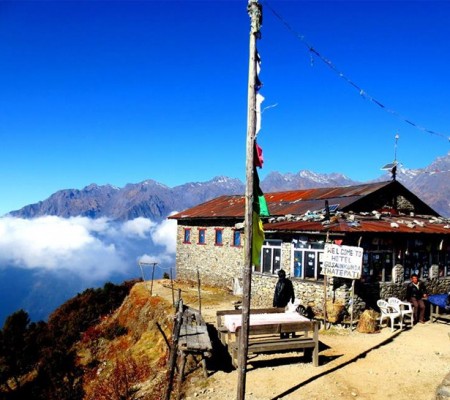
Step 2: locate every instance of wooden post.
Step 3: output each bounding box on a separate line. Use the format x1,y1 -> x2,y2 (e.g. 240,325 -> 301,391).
197,268 -> 202,316
323,276 -> 328,329
237,2 -> 262,399
170,267 -> 175,307
165,299 -> 183,400
323,231 -> 330,329
150,263 -> 156,296
350,279 -> 355,330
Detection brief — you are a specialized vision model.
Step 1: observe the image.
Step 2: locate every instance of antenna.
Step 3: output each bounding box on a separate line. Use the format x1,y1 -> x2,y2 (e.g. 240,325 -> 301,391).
394,132 -> 399,163
380,133 -> 400,181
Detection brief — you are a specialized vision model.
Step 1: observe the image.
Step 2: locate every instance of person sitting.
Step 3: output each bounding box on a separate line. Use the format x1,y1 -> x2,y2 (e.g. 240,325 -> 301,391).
406,273 -> 428,324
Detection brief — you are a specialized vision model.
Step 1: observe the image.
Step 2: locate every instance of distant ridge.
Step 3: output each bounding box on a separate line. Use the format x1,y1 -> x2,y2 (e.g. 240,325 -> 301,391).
8,176 -> 245,221
8,152 -> 450,219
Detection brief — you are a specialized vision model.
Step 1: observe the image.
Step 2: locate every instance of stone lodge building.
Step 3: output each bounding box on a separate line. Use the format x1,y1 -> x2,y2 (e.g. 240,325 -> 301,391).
169,181 -> 450,315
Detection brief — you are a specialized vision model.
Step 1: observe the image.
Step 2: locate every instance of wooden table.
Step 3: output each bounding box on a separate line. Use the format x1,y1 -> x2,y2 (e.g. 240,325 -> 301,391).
216,307 -> 285,345
216,308 -> 319,368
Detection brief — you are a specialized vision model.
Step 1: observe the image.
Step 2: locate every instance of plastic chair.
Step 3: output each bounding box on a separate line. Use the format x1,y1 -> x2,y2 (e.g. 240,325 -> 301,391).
377,299 -> 402,331
388,297 -> 413,328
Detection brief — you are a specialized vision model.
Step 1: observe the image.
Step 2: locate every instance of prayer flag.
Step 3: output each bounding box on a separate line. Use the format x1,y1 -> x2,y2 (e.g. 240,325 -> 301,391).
253,167 -> 269,217
252,211 -> 265,267
254,141 -> 264,168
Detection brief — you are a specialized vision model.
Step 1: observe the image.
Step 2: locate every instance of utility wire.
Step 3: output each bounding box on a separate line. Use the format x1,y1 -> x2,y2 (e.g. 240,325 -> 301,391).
263,0 -> 450,142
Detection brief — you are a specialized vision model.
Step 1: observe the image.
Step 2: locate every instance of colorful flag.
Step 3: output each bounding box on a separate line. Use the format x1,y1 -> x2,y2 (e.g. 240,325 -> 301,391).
254,141 -> 264,168
253,166 -> 269,217
251,142 -> 269,266
252,211 -> 265,267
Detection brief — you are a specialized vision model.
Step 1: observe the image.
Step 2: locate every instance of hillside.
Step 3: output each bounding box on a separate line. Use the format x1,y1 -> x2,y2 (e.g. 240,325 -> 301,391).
2,279 -> 449,400
81,281 -> 450,400
0,278 -> 240,400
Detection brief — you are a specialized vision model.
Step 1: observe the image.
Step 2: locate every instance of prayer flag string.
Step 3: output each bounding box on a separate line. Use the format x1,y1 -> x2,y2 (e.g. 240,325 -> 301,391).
263,0 -> 450,143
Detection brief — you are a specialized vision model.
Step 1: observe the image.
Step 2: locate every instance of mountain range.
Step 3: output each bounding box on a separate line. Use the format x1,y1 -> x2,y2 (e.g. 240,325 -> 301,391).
8,151 -> 450,219
1,152 -> 449,324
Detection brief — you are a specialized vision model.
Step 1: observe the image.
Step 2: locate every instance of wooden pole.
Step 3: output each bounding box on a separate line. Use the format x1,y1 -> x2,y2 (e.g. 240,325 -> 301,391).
323,232 -> 330,329
197,268 -> 202,316
237,2 -> 261,399
323,276 -> 328,329
165,299 -> 183,400
150,263 -> 156,296
350,279 -> 355,330
170,267 -> 175,307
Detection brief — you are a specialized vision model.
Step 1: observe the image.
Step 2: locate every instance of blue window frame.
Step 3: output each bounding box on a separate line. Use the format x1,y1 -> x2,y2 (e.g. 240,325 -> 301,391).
232,230 -> 241,247
198,228 -> 206,244
183,228 -> 191,244
215,229 -> 223,246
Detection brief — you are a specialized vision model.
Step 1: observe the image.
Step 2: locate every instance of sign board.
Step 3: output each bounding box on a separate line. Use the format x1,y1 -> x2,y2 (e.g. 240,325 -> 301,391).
321,244 -> 363,279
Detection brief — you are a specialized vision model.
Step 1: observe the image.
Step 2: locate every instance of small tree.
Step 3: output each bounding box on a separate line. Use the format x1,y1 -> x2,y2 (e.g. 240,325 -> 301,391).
0,310 -> 32,390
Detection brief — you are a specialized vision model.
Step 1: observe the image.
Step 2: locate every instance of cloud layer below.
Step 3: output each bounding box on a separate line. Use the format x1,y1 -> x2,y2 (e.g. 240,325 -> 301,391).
0,216 -> 177,281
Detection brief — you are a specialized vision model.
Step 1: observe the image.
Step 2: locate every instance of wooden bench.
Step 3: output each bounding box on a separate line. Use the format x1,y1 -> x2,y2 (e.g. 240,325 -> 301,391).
228,320 -> 319,368
177,307 -> 212,384
216,307 -> 285,345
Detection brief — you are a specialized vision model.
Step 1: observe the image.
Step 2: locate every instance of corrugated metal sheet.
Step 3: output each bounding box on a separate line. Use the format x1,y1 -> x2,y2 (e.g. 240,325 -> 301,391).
170,181 -> 393,220
170,195 -> 245,219
264,181 -> 391,202
265,217 -> 450,235
169,180 -> 450,235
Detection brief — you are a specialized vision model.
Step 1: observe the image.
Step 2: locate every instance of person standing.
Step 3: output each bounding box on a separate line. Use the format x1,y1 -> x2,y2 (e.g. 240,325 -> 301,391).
273,269 -> 295,308
406,273 -> 428,324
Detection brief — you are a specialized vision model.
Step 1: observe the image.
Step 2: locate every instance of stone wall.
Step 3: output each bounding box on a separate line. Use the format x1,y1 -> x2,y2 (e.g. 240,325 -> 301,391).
249,269 -> 450,318
175,224 -> 450,317
250,273 -> 347,311
175,224 -> 245,289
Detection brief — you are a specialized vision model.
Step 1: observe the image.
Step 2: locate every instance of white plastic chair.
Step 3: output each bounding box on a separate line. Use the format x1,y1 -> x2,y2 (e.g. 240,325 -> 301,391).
377,299 -> 402,331
388,297 -> 413,328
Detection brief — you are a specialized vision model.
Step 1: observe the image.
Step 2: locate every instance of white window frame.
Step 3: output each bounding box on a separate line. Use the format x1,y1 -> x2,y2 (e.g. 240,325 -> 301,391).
258,240 -> 282,274
292,246 -> 324,280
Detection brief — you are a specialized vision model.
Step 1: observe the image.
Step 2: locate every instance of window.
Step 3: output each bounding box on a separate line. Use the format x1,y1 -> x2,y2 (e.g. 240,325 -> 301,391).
232,230 -> 241,247
198,228 -> 206,245
257,240 -> 282,274
361,251 -> 394,282
438,251 -> 450,277
215,229 -> 223,246
403,251 -> 429,281
183,228 -> 191,244
292,242 -> 324,280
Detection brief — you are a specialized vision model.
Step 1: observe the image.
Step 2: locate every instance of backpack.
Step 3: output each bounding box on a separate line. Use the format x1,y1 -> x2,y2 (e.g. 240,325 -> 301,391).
296,304 -> 315,319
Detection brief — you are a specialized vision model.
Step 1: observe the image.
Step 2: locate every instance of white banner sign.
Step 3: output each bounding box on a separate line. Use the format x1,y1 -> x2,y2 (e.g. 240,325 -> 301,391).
321,244 -> 363,279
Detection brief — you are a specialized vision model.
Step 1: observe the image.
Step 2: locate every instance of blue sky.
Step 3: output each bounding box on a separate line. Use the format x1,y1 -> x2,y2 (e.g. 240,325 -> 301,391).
1,0 -> 449,216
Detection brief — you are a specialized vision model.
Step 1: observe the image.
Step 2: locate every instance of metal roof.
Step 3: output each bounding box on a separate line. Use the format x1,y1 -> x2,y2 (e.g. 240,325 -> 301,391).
169,180 -> 450,235
169,181 -> 397,220
265,215 -> 450,235
170,195 -> 245,219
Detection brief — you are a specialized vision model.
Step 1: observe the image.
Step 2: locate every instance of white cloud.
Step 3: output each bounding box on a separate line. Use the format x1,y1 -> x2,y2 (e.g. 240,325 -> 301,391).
0,216 -> 177,281
149,218 -> 177,254
121,217 -> 155,238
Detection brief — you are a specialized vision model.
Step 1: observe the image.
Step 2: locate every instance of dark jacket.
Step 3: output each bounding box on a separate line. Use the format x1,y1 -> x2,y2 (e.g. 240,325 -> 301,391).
273,278 -> 295,308
406,281 -> 427,301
